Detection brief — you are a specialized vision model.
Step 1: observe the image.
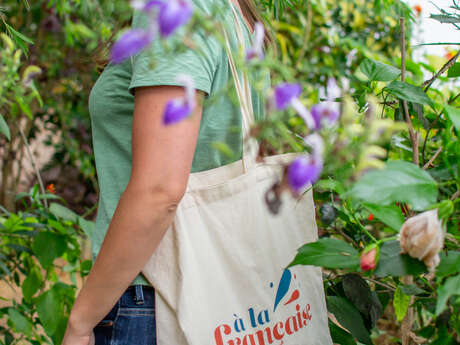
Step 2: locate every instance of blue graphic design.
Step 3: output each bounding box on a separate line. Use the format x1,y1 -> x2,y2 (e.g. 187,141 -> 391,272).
273,269 -> 291,312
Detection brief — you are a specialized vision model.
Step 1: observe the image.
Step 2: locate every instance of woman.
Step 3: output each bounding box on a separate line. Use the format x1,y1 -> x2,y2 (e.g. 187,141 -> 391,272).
61,0 -> 270,344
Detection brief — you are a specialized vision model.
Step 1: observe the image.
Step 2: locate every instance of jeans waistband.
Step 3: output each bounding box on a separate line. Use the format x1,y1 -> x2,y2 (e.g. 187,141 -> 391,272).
122,285 -> 155,307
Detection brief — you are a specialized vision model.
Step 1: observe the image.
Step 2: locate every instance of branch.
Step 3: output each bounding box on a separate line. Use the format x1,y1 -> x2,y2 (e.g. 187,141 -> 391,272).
415,42 -> 460,46
18,126 -> 48,208
423,146 -> 443,169
449,92 -> 460,105
422,50 -> 460,92
400,18 -> 419,166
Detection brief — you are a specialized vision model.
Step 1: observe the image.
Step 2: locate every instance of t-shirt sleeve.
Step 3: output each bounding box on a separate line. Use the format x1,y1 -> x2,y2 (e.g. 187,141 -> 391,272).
128,10 -> 220,95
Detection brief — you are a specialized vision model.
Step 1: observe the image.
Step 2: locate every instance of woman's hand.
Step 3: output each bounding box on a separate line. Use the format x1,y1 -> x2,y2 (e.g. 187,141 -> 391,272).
61,316 -> 95,345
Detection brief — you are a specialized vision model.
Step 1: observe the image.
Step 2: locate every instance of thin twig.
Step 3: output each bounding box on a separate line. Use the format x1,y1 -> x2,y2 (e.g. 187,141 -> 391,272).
363,277 -> 397,291
18,126 -> 48,208
400,18 -> 419,166
421,111 -> 442,164
449,92 -> 460,105
422,92 -> 459,164
422,50 -> 460,92
295,1 -> 312,68
400,18 -> 416,345
451,190 -> 460,201
423,146 -> 443,169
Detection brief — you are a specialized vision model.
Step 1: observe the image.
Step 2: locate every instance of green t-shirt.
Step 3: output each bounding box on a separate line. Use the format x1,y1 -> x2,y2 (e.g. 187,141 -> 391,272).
88,0 -> 268,286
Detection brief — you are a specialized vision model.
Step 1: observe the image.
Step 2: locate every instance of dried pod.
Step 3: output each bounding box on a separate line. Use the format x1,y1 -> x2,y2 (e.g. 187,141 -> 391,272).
399,209 -> 444,271
320,204 -> 338,226
265,182 -> 282,215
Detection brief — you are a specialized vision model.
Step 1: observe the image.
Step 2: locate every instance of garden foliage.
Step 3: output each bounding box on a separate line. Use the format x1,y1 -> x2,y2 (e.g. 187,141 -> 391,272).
0,0 -> 459,344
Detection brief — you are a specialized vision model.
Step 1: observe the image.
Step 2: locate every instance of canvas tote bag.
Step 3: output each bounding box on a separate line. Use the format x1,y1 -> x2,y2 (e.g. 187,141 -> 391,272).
141,3 -> 333,344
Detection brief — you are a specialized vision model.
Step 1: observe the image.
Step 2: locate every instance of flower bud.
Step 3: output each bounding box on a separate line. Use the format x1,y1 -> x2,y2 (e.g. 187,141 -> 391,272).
0,33 -> 15,52
399,209 -> 444,270
360,246 -> 378,271
22,65 -> 42,87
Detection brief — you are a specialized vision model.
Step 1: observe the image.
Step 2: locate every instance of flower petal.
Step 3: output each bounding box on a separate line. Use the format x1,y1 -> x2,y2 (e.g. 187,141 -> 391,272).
287,156 -> 322,193
274,83 -> 302,110
163,99 -> 193,125
246,22 -> 265,61
158,0 -> 193,37
311,102 -> 340,129
110,29 -> 153,64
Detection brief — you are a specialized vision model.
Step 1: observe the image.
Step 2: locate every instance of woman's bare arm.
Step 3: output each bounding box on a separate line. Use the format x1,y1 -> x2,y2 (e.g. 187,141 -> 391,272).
65,85 -> 203,337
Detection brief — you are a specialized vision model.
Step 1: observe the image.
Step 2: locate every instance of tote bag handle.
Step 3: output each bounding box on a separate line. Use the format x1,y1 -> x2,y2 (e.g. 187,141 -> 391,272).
222,2 -> 260,172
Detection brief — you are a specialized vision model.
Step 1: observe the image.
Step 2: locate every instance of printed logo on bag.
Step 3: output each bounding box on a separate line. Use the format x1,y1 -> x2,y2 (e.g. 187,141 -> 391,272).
214,269 -> 312,345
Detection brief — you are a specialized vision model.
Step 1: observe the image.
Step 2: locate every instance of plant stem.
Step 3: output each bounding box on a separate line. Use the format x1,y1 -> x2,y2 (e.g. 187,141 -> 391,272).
400,18 -> 419,166
423,146 -> 443,169
401,276 -> 415,345
422,50 -> 460,92
18,126 -> 48,209
400,18 -> 416,345
363,277 -> 397,291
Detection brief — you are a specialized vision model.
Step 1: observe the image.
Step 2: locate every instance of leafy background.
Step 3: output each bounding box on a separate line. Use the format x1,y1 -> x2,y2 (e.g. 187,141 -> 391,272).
0,0 -> 459,344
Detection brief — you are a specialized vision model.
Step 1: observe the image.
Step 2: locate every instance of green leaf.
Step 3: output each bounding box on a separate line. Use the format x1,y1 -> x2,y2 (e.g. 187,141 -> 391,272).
49,202 -> 78,222
445,105 -> 460,131
328,320 -> 357,345
347,160 -> 438,211
0,260 -> 10,276
448,63 -> 460,78
36,287 -> 61,335
386,81 -> 434,107
430,14 -> 460,24
81,259 -> 93,275
78,216 -> 95,239
52,316 -> 69,345
360,59 -> 401,81
0,114 -> 10,141
7,309 -> 32,336
374,241 -> 427,277
32,231 -> 67,268
4,23 -> 34,44
393,285 -> 411,322
326,296 -> 372,345
211,141 -> 236,159
15,96 -> 33,119
342,274 -> 382,327
436,274 -> 460,316
22,266 -> 42,301
315,179 -> 344,194
401,284 -> 426,296
289,238 -> 360,269
436,251 -> 460,278
363,203 -> 404,231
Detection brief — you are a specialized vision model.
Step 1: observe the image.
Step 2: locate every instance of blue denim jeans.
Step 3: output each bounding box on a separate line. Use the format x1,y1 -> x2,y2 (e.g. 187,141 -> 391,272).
93,285 -> 156,345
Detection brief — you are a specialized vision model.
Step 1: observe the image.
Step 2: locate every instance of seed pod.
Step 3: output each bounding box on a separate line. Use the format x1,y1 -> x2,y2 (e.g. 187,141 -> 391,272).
399,209 -> 444,271
320,204 -> 338,226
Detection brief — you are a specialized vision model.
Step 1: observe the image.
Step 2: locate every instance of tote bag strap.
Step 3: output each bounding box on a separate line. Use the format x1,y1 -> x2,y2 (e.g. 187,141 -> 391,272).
223,2 -> 259,172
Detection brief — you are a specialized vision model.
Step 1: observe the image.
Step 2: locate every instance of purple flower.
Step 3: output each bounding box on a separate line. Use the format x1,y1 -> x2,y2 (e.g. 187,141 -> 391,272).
287,156 -> 322,193
156,0 -> 193,37
246,22 -> 265,61
274,83 -> 302,110
287,133 -> 325,193
273,82 -> 316,129
311,102 -> 340,130
311,78 -> 341,129
130,0 -> 193,37
163,99 -> 193,125
163,74 -> 196,125
110,29 -> 154,64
